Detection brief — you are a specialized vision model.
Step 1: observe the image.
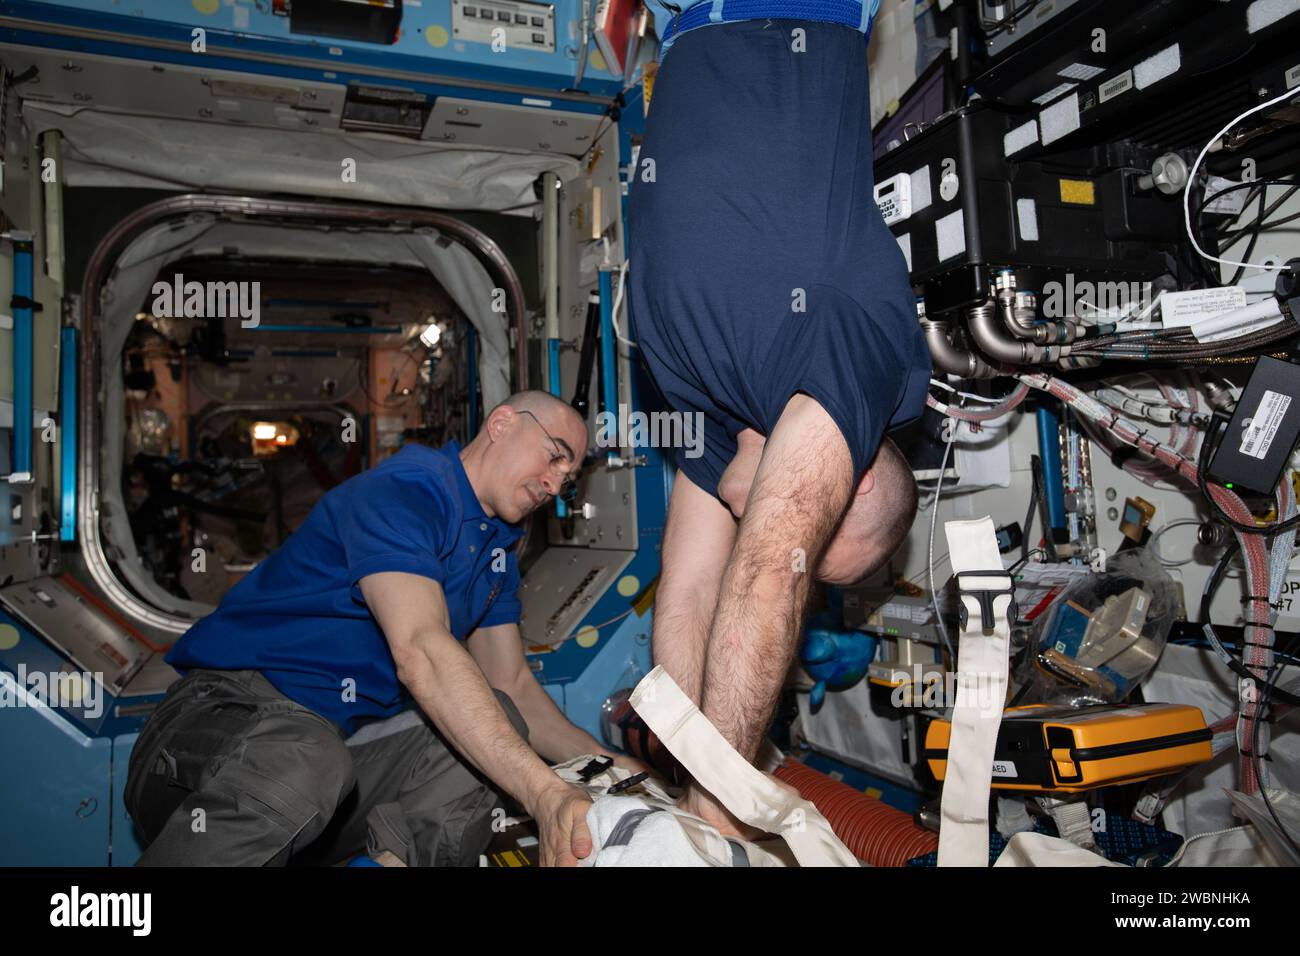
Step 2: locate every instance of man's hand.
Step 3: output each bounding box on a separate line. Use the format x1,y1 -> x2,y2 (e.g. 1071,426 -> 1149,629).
532,783 -> 594,866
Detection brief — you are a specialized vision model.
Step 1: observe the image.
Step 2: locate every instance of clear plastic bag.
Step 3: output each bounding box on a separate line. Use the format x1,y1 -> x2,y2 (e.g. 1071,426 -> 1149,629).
1021,550 -> 1181,706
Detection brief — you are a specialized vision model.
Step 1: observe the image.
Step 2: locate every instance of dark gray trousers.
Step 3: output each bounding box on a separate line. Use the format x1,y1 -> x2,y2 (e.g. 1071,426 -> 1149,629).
124,668 -> 528,867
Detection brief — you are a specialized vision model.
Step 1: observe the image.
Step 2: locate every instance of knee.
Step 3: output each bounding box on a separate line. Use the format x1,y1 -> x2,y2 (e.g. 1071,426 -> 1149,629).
718,428 -> 766,518
716,468 -> 747,519
492,689 -> 529,743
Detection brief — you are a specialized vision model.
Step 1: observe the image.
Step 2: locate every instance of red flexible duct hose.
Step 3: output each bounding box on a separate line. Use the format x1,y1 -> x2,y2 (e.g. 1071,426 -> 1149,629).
775,758 -> 937,867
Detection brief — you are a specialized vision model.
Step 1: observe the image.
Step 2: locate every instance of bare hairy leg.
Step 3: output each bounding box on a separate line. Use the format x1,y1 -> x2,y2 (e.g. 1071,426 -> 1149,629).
680,395 -> 854,835
651,469 -> 738,707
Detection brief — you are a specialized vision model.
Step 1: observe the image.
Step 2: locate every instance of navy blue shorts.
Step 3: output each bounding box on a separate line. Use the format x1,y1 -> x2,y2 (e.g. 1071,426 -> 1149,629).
628,18 -> 930,500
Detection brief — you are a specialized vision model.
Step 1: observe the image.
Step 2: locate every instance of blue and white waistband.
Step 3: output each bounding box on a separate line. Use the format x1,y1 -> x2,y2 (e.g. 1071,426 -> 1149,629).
660,0 -> 881,56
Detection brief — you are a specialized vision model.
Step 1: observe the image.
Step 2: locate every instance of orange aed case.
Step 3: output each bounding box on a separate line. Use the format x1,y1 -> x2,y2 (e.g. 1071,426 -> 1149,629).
924,702 -> 1212,793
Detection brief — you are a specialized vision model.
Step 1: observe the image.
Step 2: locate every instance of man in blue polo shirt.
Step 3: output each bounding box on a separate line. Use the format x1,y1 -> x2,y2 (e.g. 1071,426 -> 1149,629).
125,391 -> 631,867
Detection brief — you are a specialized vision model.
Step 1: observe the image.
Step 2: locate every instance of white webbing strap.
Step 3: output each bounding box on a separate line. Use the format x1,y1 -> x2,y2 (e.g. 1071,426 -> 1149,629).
937,517 -> 1013,867
630,665 -> 858,867
1036,796 -> 1098,851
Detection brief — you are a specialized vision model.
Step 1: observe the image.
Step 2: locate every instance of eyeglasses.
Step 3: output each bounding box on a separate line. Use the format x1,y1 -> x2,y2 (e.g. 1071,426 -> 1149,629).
516,409 -> 580,504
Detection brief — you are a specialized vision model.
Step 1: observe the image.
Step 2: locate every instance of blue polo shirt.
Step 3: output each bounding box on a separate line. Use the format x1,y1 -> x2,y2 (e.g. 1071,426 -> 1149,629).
165,440 -> 524,736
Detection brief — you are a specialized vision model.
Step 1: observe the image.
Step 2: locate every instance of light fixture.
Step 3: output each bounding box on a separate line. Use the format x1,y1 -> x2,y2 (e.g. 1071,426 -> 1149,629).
249,421 -> 300,456
419,322 -> 442,349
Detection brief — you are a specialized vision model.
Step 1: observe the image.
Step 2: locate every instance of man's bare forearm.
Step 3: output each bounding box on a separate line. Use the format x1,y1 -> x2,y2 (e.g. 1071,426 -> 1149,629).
397,633 -> 566,815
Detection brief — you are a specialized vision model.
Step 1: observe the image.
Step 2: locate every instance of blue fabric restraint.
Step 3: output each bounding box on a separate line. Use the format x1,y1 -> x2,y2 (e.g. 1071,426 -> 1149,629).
660,0 -> 878,51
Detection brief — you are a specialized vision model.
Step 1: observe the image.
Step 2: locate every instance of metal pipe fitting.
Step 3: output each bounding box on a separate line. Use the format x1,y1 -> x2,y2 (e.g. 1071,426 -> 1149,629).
922,318 -> 996,379
968,298 -> 1045,365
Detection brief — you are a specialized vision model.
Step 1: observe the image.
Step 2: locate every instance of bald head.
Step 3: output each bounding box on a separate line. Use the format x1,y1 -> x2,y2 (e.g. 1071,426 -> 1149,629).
717,430 -> 917,585
460,390 -> 590,523
816,437 -> 917,586
496,390 -> 588,456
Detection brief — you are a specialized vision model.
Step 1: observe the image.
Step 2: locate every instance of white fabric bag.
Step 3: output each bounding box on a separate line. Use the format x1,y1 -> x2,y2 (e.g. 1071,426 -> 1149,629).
558,666 -> 859,867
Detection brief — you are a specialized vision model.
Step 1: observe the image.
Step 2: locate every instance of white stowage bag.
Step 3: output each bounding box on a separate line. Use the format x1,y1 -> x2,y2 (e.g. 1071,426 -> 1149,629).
993,824 -> 1285,868
552,759 -> 790,867
554,666 -> 860,867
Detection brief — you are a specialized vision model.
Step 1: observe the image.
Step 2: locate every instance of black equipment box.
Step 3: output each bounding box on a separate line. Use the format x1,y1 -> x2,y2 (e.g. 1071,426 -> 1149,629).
974,0 -> 1224,107
872,103 -> 1182,315
971,0 -> 1300,166
1209,356 -> 1300,497
286,0 -> 402,46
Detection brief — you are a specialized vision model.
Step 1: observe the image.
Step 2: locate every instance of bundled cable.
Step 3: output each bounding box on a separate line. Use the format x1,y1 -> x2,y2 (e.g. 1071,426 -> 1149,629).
1077,372 -> 1206,490
926,382 -> 1030,422
1018,373 -> 1201,483
1183,87 -> 1300,271
1070,321 -> 1295,361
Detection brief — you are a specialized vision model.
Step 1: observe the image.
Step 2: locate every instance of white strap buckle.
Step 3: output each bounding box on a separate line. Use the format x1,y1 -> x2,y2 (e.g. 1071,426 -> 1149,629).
955,570 -> 1017,635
